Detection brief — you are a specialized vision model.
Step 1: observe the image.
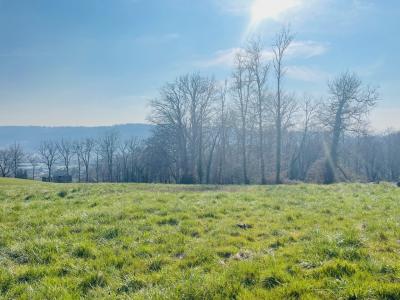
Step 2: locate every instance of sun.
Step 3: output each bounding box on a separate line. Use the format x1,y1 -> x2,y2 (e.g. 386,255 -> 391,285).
249,0 -> 301,29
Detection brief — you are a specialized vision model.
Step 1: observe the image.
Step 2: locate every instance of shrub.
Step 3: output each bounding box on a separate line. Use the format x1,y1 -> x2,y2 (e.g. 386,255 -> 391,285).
262,275 -> 283,289
79,273 -> 107,293
117,278 -> 146,294
157,217 -> 179,226
57,190 -> 68,198
102,228 -> 119,240
376,287 -> 400,300
0,270 -> 12,293
72,244 -> 95,259
317,261 -> 356,279
148,259 -> 165,272
17,268 -> 45,283
216,247 -> 236,259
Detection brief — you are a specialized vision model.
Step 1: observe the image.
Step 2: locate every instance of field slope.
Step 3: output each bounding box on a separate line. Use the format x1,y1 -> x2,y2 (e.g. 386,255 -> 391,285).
0,178 -> 399,299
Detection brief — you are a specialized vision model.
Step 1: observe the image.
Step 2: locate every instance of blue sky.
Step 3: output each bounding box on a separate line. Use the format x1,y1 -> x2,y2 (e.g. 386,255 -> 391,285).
0,0 -> 399,130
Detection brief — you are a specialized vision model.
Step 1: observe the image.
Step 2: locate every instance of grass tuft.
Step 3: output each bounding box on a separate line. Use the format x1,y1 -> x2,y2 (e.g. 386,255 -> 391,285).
262,275 -> 283,289
79,272 -> 107,293
57,190 -> 68,198
72,244 -> 95,259
316,261 -> 356,279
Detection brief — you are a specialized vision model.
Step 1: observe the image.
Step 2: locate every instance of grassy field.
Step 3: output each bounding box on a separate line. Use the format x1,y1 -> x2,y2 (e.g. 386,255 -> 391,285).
0,178 -> 399,299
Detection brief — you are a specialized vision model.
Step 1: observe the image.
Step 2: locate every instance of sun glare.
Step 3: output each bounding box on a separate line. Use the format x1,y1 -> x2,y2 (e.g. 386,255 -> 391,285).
249,0 -> 301,29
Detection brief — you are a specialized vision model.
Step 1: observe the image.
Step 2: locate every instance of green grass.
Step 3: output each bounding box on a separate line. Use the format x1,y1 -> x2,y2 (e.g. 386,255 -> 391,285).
0,178 -> 400,299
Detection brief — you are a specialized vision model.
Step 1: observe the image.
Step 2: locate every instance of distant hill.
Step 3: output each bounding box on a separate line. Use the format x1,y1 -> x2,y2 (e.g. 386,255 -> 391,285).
0,124 -> 153,151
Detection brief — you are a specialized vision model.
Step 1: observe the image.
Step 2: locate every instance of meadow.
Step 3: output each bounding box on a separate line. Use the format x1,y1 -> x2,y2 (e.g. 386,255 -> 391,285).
0,178 -> 399,299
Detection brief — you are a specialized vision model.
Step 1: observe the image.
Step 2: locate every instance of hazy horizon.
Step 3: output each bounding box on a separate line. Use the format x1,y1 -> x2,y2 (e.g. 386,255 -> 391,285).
1,0 -> 399,131
0,122 -> 151,128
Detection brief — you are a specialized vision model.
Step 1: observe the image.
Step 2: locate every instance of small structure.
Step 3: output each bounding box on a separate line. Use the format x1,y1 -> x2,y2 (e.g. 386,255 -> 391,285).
15,170 -> 28,180
53,175 -> 72,183
41,175 -> 72,183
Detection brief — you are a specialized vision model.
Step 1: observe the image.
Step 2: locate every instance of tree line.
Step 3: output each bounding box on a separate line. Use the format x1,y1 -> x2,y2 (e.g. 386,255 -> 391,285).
147,28 -> 380,184
2,123 -> 400,185
2,28 -> 397,185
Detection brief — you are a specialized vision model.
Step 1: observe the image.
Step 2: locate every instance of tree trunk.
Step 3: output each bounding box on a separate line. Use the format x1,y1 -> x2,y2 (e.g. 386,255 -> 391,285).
96,155 -> 99,183
324,100 -> 344,184
78,159 -> 81,183
85,165 -> 89,182
275,65 -> 282,184
197,124 -> 203,183
275,109 -> 282,184
206,134 -> 218,184
258,109 -> 266,184
324,130 -> 340,184
241,121 -> 249,184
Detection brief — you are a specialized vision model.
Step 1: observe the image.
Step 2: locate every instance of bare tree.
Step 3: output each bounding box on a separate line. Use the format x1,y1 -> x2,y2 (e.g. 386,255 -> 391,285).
9,142 -> 24,178
0,149 -> 12,177
205,128 -> 219,184
38,141 -> 58,181
126,137 -> 141,182
143,127 -> 174,183
319,71 -> 379,183
150,74 -> 216,183
272,27 -> 294,184
100,132 -> 119,182
246,38 -> 270,184
382,131 -> 400,181
232,51 -> 253,184
94,141 -> 102,182
28,154 -> 39,180
80,138 -> 95,182
150,80 -> 189,183
289,96 -> 319,180
57,139 -> 73,176
180,73 -> 217,183
216,81 -> 229,184
73,141 -> 82,183
118,140 -> 130,182
358,132 -> 383,182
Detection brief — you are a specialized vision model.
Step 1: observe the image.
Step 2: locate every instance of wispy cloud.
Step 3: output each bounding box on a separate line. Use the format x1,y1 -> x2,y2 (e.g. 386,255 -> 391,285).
287,41 -> 329,59
216,0 -> 309,36
246,0 -> 305,34
286,65 -> 329,82
195,48 -> 241,68
196,40 -> 328,69
216,0 -> 373,38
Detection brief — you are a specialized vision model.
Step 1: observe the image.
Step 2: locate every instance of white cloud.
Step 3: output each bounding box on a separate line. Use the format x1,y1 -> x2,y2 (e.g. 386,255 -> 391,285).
216,0 -> 374,38
247,0 -> 304,32
197,40 -> 328,68
195,47 -> 273,68
216,0 -> 309,36
195,48 -> 241,68
286,65 -> 329,82
287,41 -> 328,59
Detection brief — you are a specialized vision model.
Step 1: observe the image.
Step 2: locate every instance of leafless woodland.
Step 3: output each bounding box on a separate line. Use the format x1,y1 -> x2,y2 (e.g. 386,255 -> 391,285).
2,29 -> 397,185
